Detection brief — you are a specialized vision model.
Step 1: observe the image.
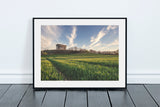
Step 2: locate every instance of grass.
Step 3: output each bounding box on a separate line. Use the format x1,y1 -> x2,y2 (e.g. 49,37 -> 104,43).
41,57 -> 65,80
41,53 -> 119,80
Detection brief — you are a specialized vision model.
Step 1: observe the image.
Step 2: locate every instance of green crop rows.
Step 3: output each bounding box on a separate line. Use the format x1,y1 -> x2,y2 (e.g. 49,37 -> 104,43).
41,53 -> 118,80
41,57 -> 65,80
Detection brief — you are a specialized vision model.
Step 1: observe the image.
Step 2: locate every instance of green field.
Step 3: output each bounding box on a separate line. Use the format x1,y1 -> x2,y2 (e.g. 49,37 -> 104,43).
41,53 -> 118,80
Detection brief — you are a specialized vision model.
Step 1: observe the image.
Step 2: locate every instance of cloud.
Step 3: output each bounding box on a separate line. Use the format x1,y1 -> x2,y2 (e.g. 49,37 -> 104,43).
92,39 -> 119,51
67,26 -> 77,47
41,25 -> 60,42
106,39 -> 119,47
107,25 -> 118,30
41,35 -> 52,50
41,25 -> 60,50
89,25 -> 118,49
82,45 -> 86,49
90,42 -> 102,49
89,28 -> 106,48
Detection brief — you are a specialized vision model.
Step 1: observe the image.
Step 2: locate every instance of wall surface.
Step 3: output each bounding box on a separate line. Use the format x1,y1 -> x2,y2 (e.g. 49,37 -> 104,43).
0,0 -> 160,83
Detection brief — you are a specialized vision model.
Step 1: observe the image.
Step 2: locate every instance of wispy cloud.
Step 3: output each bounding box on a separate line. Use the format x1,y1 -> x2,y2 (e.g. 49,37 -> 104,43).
41,25 -> 60,50
89,27 -> 106,48
89,25 -> 118,49
106,39 -> 119,47
107,25 -> 118,30
90,42 -> 102,49
67,26 -> 77,47
92,39 -> 119,51
97,39 -> 119,51
41,35 -> 52,50
82,45 -> 86,49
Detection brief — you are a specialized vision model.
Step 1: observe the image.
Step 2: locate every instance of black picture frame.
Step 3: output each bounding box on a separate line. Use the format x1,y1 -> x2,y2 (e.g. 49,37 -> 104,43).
33,17 -> 127,89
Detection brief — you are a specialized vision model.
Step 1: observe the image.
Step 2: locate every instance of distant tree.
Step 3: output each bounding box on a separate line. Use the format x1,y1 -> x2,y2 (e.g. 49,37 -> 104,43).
42,51 -> 47,56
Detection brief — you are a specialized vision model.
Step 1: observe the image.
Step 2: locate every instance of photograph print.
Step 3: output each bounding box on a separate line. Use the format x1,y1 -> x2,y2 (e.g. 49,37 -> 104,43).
34,18 -> 126,88
41,25 -> 119,80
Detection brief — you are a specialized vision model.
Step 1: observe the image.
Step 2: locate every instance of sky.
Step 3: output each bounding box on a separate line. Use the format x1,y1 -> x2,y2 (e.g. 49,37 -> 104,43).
41,25 -> 119,51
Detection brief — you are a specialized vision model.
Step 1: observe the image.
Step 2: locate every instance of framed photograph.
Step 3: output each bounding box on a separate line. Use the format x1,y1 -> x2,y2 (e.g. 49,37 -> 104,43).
33,18 -> 127,89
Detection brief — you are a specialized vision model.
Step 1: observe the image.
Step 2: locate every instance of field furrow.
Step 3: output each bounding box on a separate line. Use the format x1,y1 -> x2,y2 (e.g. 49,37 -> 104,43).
41,58 -> 65,80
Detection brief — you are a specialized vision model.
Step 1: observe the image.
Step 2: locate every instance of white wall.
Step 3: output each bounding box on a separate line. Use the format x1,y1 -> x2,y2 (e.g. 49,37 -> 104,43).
0,0 -> 160,83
